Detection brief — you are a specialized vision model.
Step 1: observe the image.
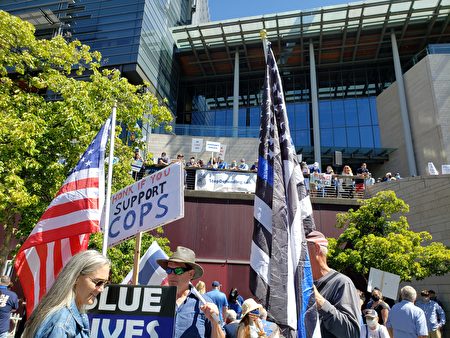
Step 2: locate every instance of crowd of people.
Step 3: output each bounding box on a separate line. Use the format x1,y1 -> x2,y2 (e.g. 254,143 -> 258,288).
299,162 -> 403,198
133,149 -> 405,194
159,152 -> 258,173
1,234 -> 447,338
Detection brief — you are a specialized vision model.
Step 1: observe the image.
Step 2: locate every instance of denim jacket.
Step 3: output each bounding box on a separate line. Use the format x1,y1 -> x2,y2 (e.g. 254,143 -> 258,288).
35,300 -> 90,338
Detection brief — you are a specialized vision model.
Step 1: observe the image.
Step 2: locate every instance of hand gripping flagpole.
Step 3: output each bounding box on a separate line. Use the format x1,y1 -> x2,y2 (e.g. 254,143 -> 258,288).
102,102 -> 117,257
189,282 -> 220,324
260,29 -> 269,63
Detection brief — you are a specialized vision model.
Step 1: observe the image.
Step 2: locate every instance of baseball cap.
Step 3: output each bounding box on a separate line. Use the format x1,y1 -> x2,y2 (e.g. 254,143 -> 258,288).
306,231 -> 329,247
212,281 -> 221,287
363,309 -> 378,318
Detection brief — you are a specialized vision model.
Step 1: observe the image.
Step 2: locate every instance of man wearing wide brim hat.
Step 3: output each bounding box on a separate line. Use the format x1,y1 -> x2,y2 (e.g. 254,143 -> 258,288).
157,246 -> 225,338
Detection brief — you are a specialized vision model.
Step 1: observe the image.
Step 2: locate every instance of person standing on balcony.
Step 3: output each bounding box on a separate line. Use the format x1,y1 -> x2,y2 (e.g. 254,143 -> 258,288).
340,165 -> 354,198
238,158 -> 249,171
158,152 -> 170,166
217,157 -> 228,170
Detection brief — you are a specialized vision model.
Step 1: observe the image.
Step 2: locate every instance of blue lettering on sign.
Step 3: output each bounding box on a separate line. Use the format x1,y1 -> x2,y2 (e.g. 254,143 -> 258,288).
109,195 -> 169,240
155,194 -> 168,219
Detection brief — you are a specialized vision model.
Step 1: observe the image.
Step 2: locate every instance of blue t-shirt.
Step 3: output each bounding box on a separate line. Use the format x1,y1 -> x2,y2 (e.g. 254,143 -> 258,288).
0,286 -> 18,334
205,289 -> 228,323
175,291 -> 213,338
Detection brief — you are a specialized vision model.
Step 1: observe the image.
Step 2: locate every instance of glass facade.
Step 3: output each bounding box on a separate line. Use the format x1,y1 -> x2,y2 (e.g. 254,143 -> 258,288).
0,0 -> 196,112
175,64 -> 393,153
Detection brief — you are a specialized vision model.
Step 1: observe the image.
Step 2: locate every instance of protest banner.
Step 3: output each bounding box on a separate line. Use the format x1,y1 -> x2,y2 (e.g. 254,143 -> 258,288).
195,169 -> 256,193
87,285 -> 176,338
107,162 -> 184,247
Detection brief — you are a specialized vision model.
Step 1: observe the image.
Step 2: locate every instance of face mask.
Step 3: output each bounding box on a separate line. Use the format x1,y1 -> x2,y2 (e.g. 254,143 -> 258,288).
371,295 -> 380,302
366,318 -> 377,327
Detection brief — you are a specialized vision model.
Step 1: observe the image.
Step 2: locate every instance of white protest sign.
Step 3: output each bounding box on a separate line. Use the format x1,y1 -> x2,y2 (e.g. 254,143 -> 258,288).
205,141 -> 221,152
218,144 -> 227,159
191,138 -> 203,153
107,162 -> 184,247
367,267 -> 400,300
441,164 -> 450,174
427,162 -> 439,175
131,159 -> 143,172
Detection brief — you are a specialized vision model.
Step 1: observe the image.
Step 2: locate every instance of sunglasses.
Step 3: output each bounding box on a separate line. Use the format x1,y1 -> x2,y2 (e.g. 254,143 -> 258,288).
89,277 -> 109,288
165,267 -> 191,275
249,309 -> 260,316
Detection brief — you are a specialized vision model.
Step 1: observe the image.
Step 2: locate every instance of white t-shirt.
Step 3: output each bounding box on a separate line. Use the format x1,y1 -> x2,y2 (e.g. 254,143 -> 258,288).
360,324 -> 390,338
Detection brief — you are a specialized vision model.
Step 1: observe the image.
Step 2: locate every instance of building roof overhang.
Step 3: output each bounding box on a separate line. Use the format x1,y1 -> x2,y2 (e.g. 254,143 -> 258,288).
171,0 -> 450,81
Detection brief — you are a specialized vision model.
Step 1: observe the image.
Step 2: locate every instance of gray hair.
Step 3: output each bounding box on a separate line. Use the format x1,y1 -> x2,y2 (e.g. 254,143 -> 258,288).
400,285 -> 417,302
22,250 -> 110,338
225,309 -> 237,323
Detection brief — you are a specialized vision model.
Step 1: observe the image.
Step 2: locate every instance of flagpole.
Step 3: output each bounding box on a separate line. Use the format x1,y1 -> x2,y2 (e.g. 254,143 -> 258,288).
132,232 -> 142,284
260,29 -> 269,62
102,102 -> 117,257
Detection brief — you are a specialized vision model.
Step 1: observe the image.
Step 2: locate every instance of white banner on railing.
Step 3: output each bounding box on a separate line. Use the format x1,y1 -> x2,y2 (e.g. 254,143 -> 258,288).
195,170 -> 256,193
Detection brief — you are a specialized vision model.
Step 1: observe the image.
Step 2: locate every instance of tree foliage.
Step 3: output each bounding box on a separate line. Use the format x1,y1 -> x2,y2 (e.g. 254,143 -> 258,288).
327,190 -> 450,283
0,11 -> 173,278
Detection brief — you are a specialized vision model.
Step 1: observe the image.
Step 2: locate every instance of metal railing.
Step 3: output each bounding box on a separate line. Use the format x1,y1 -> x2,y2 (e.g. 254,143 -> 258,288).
136,165 -> 372,199
306,173 -> 371,199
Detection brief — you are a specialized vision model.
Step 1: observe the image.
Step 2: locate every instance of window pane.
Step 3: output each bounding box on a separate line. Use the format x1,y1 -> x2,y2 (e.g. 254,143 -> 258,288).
347,127 -> 360,147
334,128 -> 347,147
360,127 -> 374,147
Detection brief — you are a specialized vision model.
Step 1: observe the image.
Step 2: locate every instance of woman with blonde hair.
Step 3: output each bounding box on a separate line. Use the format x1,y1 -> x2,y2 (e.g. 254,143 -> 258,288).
22,250 -> 110,338
195,280 -> 206,294
236,298 -> 267,338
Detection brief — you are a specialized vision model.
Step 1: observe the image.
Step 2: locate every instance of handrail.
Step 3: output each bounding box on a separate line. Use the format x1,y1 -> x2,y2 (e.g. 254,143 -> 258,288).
135,164 -> 373,199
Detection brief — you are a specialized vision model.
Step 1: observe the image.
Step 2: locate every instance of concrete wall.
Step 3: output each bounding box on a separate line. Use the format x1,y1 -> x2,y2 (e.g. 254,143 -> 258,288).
146,133 -> 259,165
377,54 -> 450,177
367,175 -> 450,337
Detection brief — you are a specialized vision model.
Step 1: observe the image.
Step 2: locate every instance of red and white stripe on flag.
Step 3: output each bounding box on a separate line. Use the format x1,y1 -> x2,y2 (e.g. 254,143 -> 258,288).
14,117 -> 111,316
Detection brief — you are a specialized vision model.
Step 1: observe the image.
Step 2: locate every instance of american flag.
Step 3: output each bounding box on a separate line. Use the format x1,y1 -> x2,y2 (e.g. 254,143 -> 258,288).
249,44 -> 320,338
14,117 -> 111,315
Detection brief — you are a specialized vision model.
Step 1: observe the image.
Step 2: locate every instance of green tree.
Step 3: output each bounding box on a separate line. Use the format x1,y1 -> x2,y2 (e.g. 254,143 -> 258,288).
0,11 -> 173,276
327,190 -> 450,285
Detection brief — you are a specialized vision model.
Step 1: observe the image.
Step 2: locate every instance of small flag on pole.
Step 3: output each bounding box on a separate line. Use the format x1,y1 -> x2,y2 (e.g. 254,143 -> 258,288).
14,117 -> 111,315
249,43 -> 320,337
122,241 -> 168,285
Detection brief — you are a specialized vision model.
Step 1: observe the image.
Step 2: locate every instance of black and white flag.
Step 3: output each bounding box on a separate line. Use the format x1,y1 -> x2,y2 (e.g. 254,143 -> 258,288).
249,43 -> 320,338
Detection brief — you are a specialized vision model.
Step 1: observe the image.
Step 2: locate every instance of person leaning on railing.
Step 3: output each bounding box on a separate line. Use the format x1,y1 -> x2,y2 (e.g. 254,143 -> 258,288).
340,165 -> 354,198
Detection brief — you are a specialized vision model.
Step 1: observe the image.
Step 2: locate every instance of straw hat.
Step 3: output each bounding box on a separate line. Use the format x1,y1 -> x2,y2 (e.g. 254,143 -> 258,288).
157,246 -> 204,279
241,298 -> 262,318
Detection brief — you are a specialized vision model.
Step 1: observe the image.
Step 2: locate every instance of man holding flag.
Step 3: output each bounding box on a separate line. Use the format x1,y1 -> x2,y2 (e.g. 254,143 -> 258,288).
249,40 -> 320,337
306,231 -> 360,338
14,116 -> 111,316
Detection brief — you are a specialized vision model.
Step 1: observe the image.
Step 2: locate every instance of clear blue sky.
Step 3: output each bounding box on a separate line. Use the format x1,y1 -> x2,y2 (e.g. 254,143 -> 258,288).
208,0 -> 348,21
